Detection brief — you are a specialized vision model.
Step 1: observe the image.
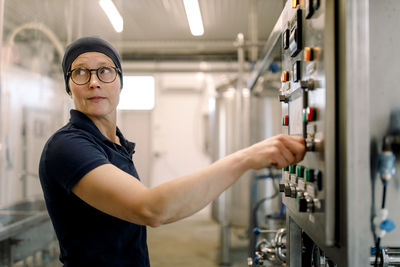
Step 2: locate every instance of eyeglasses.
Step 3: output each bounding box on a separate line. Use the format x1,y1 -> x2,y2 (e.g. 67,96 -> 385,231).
68,67 -> 120,85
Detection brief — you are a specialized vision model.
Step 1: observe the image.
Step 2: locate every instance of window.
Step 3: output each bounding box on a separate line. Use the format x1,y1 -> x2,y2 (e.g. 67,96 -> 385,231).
117,76 -> 155,110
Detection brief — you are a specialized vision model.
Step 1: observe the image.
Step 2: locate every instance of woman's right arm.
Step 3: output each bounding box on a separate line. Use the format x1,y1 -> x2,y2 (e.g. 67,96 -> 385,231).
71,134 -> 305,227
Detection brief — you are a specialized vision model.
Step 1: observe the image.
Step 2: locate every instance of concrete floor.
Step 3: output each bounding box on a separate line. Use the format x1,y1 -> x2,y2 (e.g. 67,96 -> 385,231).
147,207 -> 249,267
16,207 -> 251,267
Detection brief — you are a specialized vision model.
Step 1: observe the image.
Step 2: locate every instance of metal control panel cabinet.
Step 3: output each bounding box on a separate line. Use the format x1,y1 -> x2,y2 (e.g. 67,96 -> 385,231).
279,0 -> 336,248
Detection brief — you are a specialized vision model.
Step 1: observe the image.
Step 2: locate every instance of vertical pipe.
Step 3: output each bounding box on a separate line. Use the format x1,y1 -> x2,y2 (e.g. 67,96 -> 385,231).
248,0 -> 258,62
339,0 -> 371,265
236,33 -> 245,149
218,90 -> 231,266
67,0 -> 74,44
220,214 -> 231,266
0,0 -> 4,206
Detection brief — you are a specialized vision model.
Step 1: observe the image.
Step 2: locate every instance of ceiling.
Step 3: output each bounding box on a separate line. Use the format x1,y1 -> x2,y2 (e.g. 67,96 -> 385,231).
3,0 -> 285,62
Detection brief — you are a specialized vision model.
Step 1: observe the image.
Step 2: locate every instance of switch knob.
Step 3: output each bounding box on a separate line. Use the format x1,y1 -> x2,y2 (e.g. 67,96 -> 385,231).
299,197 -> 308,212
279,184 -> 286,192
306,137 -> 315,151
284,185 -> 292,197
290,184 -> 297,198
279,94 -> 289,103
299,195 -> 314,212
300,79 -> 315,90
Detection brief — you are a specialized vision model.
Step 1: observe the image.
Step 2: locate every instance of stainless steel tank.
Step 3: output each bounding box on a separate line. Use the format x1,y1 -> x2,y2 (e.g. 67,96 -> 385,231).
250,75 -> 284,230
210,79 -> 251,228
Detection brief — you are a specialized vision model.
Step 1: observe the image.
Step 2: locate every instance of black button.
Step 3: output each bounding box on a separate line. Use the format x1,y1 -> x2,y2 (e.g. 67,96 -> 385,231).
299,198 -> 308,212
315,170 -> 323,191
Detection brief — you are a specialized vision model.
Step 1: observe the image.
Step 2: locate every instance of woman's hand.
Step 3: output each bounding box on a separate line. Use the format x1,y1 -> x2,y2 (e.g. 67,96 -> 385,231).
244,134 -> 306,170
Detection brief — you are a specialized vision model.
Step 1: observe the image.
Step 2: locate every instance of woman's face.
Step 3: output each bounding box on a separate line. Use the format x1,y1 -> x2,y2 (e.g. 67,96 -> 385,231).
68,52 -> 121,119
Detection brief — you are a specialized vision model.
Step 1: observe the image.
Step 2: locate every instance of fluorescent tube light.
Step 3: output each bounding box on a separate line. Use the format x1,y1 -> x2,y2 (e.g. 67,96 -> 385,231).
183,0 -> 204,36
99,0 -> 123,33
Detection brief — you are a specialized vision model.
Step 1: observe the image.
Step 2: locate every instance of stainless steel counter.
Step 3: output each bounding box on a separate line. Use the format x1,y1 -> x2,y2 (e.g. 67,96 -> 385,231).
0,199 -> 57,266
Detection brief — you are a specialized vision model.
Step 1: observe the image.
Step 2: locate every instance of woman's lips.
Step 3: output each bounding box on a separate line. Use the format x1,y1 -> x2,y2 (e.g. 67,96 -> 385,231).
88,96 -> 105,103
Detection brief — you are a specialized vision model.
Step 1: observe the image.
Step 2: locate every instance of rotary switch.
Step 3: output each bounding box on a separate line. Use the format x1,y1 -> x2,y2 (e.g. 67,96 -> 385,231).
300,79 -> 315,90
299,195 -> 314,212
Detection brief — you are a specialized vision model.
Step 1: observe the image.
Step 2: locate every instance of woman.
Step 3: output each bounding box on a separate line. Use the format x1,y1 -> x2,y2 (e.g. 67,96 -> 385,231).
39,36 -> 305,266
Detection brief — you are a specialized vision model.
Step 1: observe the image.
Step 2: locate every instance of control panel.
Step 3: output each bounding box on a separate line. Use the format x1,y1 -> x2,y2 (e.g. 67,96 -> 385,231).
278,0 -> 336,247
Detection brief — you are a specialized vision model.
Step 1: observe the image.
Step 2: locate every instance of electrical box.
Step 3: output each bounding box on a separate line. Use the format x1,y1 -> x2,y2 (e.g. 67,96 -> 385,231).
279,0 -> 336,247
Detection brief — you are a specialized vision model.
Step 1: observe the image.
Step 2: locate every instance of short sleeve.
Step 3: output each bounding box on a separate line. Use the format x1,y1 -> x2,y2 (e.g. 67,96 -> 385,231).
42,131 -> 110,192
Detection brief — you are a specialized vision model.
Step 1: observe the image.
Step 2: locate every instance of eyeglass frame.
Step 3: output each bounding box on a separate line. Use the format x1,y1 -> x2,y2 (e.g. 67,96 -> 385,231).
67,66 -> 121,85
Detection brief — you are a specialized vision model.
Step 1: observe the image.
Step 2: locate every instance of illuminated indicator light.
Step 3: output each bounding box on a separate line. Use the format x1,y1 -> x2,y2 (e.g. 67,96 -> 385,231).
282,115 -> 289,126
304,47 -> 314,61
281,71 -> 289,82
307,107 -> 315,121
292,0 -> 299,8
289,165 -> 296,174
296,165 -> 303,177
303,109 -> 307,122
305,168 -> 311,182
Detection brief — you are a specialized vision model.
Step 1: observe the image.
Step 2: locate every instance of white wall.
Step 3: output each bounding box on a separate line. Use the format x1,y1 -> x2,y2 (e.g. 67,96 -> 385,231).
150,73 -> 211,187
118,110 -> 152,187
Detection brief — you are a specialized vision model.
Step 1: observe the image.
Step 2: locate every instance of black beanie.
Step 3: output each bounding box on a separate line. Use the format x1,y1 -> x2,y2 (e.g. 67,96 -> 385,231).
62,36 -> 123,93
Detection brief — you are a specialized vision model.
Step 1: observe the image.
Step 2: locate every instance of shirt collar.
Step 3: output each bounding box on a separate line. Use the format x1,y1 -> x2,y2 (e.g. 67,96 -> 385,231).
69,109 -> 136,155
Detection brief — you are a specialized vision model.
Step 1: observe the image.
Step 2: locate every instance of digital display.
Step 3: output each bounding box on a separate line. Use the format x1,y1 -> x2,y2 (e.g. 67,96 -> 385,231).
289,9 -> 302,57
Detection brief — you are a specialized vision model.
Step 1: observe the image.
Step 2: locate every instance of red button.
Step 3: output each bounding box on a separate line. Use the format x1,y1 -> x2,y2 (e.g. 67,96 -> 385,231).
282,115 -> 289,126
306,107 -> 315,121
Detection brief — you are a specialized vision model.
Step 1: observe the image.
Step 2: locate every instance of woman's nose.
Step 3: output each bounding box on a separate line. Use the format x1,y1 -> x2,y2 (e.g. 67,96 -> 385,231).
89,71 -> 100,88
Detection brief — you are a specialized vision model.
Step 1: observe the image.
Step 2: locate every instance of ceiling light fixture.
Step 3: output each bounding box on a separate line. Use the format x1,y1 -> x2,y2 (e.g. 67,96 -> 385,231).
183,0 -> 204,36
99,0 -> 123,33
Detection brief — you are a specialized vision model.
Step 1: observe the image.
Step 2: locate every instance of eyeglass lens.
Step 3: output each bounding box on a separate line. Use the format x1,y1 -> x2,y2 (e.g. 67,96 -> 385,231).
71,67 -> 117,85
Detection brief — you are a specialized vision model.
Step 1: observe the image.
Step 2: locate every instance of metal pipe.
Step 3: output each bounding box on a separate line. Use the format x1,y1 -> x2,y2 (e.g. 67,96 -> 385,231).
220,224 -> 231,266
248,0 -> 258,61
370,248 -> 400,266
275,228 -> 287,263
0,0 -> 4,205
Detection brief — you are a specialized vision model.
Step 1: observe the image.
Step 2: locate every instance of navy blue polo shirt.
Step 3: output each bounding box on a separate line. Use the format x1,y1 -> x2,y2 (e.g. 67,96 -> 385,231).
39,109 -> 149,267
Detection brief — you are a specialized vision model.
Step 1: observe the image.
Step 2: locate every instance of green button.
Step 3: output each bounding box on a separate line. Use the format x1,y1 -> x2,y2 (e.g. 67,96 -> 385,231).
289,165 -> 295,174
283,166 -> 289,172
282,116 -> 285,126
305,168 -> 311,182
303,109 -> 307,122
296,165 -> 303,177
